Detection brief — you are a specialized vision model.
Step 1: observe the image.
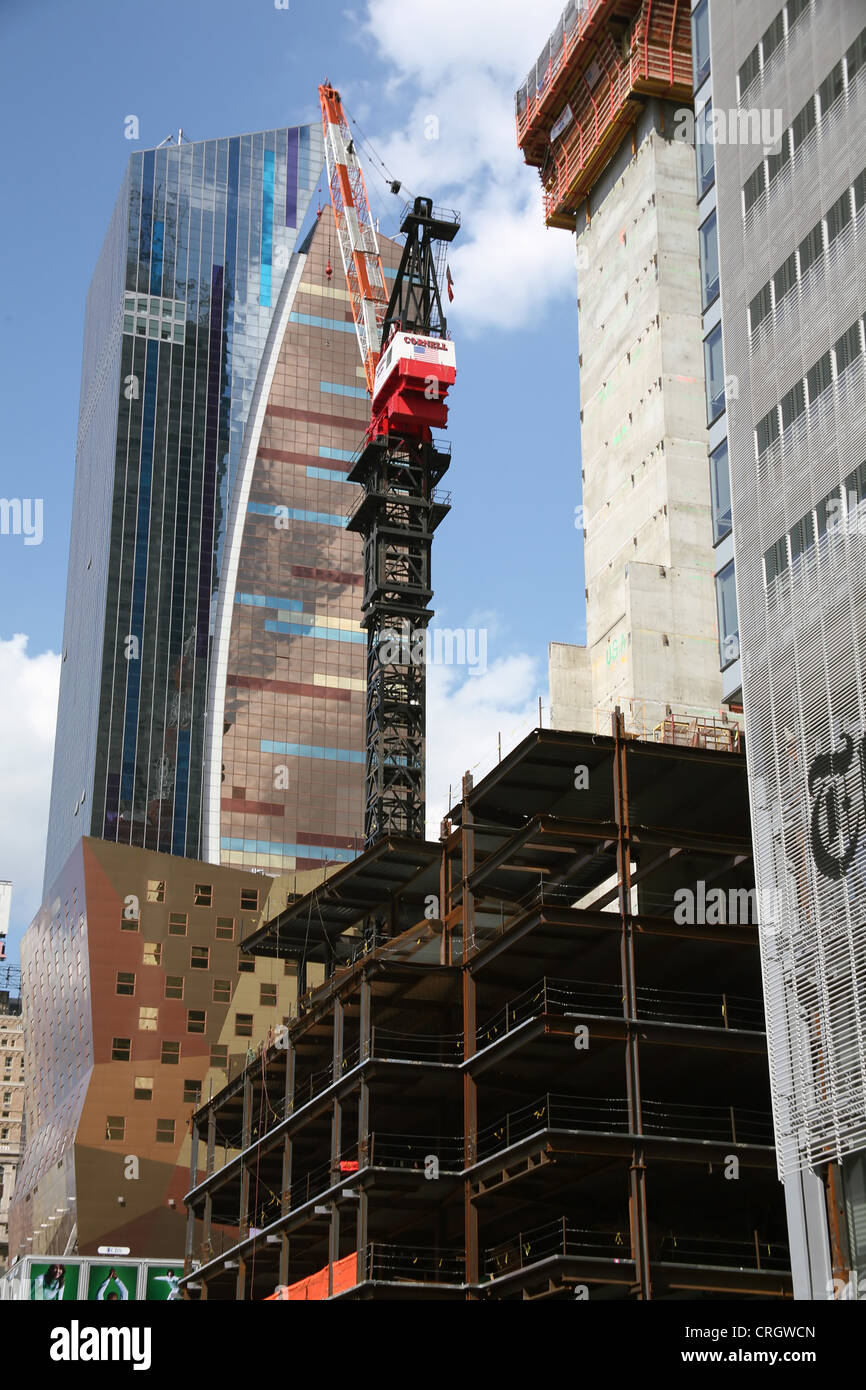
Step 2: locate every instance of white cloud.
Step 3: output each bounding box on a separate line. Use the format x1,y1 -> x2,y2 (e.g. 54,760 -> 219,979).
0,635 -> 60,949
365,0 -> 567,80
426,650 -> 545,836
360,0 -> 576,335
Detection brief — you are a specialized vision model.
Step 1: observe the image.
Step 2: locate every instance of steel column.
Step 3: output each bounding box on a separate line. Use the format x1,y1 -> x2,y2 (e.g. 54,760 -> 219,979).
613,708 -> 652,1299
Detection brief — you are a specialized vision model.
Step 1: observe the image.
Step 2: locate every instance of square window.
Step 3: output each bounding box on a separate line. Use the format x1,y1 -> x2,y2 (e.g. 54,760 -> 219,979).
704,323 -> 726,423
236,1013 -> 254,1038
798,223 -> 824,278
792,98 -> 816,152
834,322 -> 862,376
191,946 -> 210,970
168,913 -> 188,936
817,489 -> 843,537
210,1045 -> 228,1069
134,1076 -> 154,1101
106,1115 -> 125,1141
260,983 -> 278,1007
240,888 -> 259,912
847,29 -> 866,83
716,562 -> 739,669
807,349 -> 833,402
761,12 -> 785,66
738,46 -> 761,98
194,884 -> 213,907
818,61 -> 844,118
143,942 -> 162,967
698,209 -> 720,310
780,379 -> 806,429
213,978 -> 232,1003
692,0 -> 710,90
827,190 -> 853,245
147,880 -> 166,904
183,1079 -> 202,1105
161,1041 -> 180,1065
749,281 -> 772,334
165,975 -> 184,1001
789,514 -> 812,562
156,1119 -> 176,1144
120,915 -> 139,933
709,439 -> 732,544
187,1009 -> 206,1034
139,1007 -> 158,1032
773,250 -> 797,304
846,461 -> 866,507
743,163 -> 765,215
116,972 -> 135,997
111,1037 -> 131,1062
238,952 -> 255,974
756,407 -> 780,456
764,535 -> 789,584
766,133 -> 790,184
215,916 -> 235,940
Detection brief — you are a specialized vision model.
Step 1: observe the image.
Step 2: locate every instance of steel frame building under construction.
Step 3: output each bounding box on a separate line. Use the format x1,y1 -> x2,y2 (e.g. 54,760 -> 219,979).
181,718 -> 792,1299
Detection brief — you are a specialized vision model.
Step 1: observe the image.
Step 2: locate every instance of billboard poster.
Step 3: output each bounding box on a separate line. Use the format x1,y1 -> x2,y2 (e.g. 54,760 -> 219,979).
30,1262 -> 80,1300
87,1263 -> 138,1301
145,1265 -> 183,1301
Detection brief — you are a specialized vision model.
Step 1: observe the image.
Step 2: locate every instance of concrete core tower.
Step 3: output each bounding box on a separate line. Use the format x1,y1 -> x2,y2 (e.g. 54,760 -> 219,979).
518,0 -> 729,739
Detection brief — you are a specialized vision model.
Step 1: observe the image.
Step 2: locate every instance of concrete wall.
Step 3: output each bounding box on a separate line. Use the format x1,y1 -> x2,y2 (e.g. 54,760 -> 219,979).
554,123 -> 723,735
549,642 -> 593,733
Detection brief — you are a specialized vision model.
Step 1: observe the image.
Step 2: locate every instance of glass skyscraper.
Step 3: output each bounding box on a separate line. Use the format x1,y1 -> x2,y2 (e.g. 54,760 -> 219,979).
45,125 -> 396,887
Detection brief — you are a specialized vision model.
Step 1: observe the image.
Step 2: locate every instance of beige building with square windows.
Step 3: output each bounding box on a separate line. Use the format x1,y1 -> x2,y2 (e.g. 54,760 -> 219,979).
0,978 -> 24,1273
8,838 -> 327,1261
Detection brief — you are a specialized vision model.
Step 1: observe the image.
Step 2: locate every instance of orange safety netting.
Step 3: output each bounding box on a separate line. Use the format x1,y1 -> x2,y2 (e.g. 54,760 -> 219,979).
264,1252 -> 357,1300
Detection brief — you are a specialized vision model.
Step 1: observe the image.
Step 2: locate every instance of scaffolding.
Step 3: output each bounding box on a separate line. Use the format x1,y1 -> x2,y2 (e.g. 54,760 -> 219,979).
181,716 -> 791,1300
592,701 -> 743,752
516,0 -> 694,228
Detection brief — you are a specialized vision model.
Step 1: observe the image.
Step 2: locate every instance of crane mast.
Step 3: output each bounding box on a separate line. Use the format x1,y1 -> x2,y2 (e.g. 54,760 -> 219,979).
318,83 -> 460,847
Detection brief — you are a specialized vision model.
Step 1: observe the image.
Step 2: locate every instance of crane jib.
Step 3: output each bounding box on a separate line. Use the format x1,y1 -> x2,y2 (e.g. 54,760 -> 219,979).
319,83 -> 390,394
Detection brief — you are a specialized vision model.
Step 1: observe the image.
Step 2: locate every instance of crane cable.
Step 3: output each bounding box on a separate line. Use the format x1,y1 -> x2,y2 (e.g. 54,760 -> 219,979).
341,102 -> 415,233
344,104 -> 411,197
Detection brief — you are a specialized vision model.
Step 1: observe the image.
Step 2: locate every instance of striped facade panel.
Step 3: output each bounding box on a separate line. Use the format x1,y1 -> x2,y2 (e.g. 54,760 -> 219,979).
712,0 -> 866,1177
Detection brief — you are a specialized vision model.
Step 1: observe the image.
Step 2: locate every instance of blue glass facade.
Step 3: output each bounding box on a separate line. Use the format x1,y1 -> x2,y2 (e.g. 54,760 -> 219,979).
44,127 -> 323,886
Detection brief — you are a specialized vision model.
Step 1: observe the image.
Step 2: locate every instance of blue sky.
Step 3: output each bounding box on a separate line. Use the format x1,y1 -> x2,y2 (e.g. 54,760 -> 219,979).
0,0 -> 584,959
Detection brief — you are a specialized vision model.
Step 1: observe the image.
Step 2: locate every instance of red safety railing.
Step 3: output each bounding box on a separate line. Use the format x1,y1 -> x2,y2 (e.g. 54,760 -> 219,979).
515,0 -> 614,145
541,52 -> 639,222
518,0 -> 692,224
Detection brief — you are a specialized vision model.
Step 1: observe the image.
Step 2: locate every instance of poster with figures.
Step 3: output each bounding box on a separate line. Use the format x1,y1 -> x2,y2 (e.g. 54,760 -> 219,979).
87,1263 -> 138,1301
30,1262 -> 81,1300
145,1265 -> 183,1301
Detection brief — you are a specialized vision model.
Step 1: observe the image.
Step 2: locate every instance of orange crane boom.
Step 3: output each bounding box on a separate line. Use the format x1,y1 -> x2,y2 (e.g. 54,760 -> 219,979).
318,83 -> 390,396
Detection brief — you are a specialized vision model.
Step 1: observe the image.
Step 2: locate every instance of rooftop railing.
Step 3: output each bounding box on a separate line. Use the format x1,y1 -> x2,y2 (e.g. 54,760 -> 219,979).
475,976 -> 764,1049
361,1243 -> 464,1285
484,1217 -> 631,1276
483,1218 -> 789,1276
474,1091 -> 774,1162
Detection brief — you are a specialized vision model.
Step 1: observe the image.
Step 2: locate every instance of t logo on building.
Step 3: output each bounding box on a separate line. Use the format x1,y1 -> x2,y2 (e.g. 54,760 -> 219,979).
807,730 -> 865,881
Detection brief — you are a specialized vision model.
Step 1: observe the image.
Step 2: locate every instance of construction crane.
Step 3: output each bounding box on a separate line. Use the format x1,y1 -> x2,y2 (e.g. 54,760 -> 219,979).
318,83 -> 460,846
